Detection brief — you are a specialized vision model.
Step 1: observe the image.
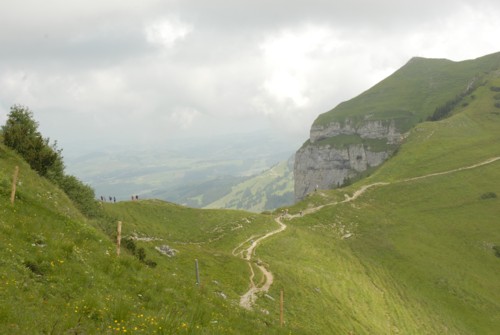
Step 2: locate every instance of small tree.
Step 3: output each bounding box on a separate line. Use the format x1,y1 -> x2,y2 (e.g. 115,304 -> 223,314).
2,104 -> 100,219
2,105 -> 64,179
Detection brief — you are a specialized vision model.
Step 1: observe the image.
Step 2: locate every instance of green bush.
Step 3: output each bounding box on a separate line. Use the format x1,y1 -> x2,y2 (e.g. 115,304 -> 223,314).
121,238 -> 156,267
490,86 -> 500,92
122,237 -> 137,253
480,192 -> 497,200
493,245 -> 500,258
59,175 -> 101,218
137,247 -> 146,262
23,260 -> 47,276
144,259 -> 157,268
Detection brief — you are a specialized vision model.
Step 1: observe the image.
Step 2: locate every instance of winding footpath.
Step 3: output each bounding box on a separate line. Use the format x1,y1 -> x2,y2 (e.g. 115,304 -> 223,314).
237,217 -> 286,309
236,156 -> 500,310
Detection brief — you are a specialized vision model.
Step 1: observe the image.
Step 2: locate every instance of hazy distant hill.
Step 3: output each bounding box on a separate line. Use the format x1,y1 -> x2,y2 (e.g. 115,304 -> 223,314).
205,155 -> 294,212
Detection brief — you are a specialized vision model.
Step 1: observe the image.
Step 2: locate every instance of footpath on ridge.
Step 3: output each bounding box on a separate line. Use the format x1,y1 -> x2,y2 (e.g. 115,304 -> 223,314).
235,156 -> 500,310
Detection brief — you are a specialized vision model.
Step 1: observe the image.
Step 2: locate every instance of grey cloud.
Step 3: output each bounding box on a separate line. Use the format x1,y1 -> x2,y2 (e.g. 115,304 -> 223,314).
172,0 -> 466,32
1,0 -> 500,157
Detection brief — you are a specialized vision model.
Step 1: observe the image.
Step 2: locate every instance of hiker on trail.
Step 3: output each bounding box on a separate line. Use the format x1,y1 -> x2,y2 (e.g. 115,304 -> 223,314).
135,195 -> 139,200
131,195 -> 134,201
113,197 -> 116,203
109,196 -> 112,202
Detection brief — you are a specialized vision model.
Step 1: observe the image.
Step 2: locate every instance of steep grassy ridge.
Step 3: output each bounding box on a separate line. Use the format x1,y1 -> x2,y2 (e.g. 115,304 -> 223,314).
314,52 -> 500,130
254,74 -> 500,334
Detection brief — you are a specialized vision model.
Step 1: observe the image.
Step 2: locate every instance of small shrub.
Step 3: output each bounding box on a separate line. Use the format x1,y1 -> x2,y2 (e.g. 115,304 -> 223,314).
493,245 -> 500,258
122,239 -> 156,268
23,260 -> 46,276
122,238 -> 137,253
58,175 -> 101,218
494,102 -> 500,109
461,102 -> 469,107
480,192 -> 497,200
490,86 -> 500,92
494,93 -> 500,100
137,247 -> 146,262
144,259 -> 157,268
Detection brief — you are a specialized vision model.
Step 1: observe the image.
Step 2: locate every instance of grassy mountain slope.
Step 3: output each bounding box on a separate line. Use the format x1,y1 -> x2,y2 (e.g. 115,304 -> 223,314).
0,143 -> 286,334
257,73 -> 500,334
204,157 -> 294,212
314,52 -> 500,131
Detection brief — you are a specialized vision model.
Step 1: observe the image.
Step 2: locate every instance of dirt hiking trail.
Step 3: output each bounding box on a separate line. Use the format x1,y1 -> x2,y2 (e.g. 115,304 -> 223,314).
238,217 -> 286,309
236,156 -> 500,310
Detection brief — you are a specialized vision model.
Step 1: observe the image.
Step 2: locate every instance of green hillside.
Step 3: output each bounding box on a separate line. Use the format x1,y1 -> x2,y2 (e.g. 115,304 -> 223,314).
2,54 -> 500,334
314,52 -> 500,131
0,140 -> 285,334
262,73 -> 500,333
205,157 -> 294,212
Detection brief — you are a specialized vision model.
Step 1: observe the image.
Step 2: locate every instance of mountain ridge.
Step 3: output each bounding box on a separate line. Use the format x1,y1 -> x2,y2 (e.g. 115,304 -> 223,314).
294,51 -> 500,200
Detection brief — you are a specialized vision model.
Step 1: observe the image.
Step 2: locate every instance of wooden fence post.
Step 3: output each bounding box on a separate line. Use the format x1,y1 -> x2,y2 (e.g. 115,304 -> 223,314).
10,166 -> 19,205
195,259 -> 200,285
280,289 -> 284,327
116,221 -> 122,256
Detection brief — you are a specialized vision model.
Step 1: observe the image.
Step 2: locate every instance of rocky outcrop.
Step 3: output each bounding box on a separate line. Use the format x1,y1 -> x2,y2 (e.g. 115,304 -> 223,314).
310,119 -> 401,144
294,119 -> 402,200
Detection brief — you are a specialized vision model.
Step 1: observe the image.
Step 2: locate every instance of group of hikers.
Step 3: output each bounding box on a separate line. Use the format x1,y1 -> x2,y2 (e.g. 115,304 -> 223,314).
100,196 -> 116,203
99,195 -> 140,203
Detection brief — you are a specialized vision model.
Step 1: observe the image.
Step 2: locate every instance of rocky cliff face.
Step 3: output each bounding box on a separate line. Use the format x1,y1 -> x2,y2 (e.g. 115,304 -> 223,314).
310,119 -> 401,144
294,119 -> 402,200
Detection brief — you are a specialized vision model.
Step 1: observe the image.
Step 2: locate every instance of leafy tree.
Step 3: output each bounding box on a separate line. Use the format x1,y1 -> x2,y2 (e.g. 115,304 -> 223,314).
2,105 -> 64,179
2,104 -> 100,218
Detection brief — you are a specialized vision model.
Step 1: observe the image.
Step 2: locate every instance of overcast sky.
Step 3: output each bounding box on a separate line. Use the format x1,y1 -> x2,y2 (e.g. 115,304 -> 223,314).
1,0 -> 500,155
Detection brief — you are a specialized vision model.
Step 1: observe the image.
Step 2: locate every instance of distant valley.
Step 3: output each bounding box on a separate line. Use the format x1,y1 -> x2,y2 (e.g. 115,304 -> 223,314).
65,131 -> 297,211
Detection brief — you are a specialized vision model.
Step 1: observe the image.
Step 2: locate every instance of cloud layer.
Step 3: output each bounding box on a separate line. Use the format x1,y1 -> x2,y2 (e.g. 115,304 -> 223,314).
1,0 -> 500,153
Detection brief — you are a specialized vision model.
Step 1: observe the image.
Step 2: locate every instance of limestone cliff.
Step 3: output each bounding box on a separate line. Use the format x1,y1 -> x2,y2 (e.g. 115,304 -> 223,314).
294,119 -> 401,200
